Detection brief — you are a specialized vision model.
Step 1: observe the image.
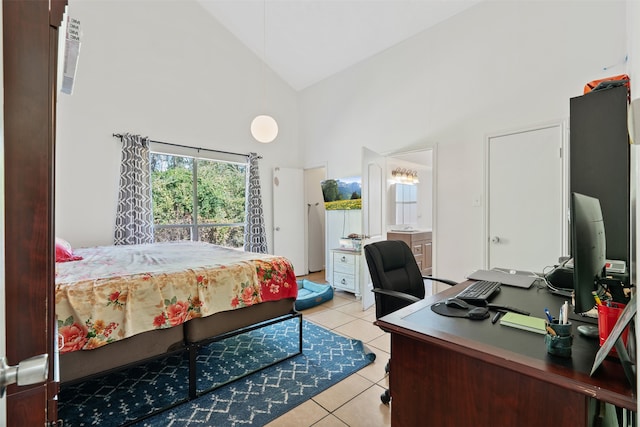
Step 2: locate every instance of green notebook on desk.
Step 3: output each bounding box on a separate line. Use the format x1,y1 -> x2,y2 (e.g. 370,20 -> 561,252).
500,312 -> 547,334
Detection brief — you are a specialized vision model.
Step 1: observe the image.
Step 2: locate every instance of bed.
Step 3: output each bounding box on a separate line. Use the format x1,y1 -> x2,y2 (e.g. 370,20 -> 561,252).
55,241 -> 299,386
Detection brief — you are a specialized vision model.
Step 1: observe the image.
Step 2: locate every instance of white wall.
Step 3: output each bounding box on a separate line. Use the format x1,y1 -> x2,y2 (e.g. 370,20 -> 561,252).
629,1 -> 639,96
299,1 -> 629,282
56,1 -> 299,250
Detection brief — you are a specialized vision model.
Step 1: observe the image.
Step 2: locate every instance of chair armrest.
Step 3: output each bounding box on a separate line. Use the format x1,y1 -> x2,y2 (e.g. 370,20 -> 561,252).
423,276 -> 457,287
371,288 -> 421,303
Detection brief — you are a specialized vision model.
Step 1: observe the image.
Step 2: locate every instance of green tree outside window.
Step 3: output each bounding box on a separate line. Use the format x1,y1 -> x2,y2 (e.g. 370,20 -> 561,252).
150,153 -> 246,248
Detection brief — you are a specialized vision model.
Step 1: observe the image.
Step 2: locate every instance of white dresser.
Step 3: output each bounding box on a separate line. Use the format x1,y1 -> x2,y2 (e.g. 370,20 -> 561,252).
330,249 -> 361,298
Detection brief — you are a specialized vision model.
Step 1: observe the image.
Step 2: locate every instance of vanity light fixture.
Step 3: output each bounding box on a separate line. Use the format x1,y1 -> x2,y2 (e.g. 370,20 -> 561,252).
391,168 -> 419,185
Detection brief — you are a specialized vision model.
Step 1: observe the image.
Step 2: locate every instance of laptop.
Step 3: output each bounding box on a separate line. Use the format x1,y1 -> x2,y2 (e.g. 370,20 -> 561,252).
467,268 -> 537,289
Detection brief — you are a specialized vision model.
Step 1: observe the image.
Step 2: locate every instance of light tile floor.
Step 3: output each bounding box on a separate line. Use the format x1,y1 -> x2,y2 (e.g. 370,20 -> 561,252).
265,271 -> 392,427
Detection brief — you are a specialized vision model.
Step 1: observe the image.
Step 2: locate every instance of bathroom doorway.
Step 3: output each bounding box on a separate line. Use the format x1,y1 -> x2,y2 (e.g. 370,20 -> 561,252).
304,166 -> 326,273
387,149 -> 434,238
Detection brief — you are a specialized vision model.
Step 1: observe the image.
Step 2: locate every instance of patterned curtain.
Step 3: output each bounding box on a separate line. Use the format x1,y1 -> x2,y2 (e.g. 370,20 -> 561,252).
114,133 -> 154,245
244,153 -> 268,253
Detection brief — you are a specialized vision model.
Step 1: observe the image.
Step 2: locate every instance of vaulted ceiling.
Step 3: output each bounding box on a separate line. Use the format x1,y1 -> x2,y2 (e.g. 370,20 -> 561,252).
197,0 -> 482,90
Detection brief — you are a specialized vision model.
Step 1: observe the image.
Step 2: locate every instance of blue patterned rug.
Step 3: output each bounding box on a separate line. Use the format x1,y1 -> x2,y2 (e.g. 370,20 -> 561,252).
58,318 -> 375,426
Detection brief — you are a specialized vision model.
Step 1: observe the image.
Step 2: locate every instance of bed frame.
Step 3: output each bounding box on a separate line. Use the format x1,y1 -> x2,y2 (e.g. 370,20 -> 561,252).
59,298 -> 301,400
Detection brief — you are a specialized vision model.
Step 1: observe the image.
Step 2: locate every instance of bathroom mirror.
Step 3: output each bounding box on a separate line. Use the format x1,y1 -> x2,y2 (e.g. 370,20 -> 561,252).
394,183 -> 418,226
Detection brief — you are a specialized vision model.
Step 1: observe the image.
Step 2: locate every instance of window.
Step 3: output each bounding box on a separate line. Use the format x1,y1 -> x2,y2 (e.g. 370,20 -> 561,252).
150,152 -> 247,248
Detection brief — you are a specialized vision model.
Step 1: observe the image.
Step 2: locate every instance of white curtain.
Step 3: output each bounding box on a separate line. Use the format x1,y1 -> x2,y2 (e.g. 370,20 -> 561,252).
114,133 -> 154,245
244,153 -> 267,253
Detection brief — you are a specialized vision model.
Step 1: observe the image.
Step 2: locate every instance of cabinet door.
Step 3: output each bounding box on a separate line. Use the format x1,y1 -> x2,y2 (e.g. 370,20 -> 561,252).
411,240 -> 425,273
423,242 -> 433,276
411,241 -> 424,258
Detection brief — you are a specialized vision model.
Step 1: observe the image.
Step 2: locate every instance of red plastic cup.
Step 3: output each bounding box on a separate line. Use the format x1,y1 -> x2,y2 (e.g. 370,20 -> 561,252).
597,302 -> 628,356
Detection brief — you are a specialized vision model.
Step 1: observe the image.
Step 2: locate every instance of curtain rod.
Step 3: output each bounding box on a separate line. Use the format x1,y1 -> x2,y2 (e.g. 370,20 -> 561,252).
112,133 -> 261,159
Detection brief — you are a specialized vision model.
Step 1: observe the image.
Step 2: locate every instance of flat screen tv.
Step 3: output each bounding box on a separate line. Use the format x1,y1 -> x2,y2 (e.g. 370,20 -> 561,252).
321,176 -> 362,210
571,192 -> 607,315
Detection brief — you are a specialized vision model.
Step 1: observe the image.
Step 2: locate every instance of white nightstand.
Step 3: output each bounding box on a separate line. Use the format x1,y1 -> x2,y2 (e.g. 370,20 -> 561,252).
330,249 -> 361,298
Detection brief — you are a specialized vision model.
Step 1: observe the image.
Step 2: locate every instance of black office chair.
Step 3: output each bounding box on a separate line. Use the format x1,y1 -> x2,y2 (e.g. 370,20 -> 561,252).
364,239 -> 457,404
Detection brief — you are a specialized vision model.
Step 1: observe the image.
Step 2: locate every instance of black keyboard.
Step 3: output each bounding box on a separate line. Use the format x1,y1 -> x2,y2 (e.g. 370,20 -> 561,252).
456,280 -> 501,306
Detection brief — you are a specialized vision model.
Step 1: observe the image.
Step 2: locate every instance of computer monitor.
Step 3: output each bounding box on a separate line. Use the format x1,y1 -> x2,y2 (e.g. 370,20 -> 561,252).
571,192 -> 607,314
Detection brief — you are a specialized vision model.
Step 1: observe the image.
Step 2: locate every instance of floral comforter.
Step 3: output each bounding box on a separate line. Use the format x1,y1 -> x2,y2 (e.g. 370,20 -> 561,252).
55,241 -> 297,354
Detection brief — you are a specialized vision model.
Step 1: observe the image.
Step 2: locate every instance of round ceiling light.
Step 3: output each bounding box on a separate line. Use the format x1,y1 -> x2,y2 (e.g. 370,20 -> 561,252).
251,114 -> 278,143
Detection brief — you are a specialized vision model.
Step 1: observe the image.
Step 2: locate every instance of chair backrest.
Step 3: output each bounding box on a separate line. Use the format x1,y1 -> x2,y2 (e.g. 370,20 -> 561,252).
364,240 -> 426,320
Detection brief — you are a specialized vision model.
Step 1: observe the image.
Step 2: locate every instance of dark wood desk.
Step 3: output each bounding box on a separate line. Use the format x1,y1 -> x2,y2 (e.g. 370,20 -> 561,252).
375,282 -> 636,427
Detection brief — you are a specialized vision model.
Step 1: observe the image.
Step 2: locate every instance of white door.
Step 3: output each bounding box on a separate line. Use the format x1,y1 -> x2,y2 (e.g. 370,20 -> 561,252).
361,148 -> 387,310
273,167 -> 306,276
304,167 -> 326,272
487,123 -> 566,272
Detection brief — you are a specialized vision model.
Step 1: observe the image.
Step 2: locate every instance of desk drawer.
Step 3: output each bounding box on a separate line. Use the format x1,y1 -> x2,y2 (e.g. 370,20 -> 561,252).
333,272 -> 356,292
333,253 -> 356,274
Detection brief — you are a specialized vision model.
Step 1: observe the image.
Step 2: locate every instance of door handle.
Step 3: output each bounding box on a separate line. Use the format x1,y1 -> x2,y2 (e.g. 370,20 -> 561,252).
491,236 -> 501,244
0,354 -> 48,397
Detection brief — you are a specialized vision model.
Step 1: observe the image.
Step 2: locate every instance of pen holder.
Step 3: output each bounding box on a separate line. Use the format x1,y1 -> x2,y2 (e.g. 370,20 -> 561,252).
545,320 -> 573,358
597,302 -> 628,357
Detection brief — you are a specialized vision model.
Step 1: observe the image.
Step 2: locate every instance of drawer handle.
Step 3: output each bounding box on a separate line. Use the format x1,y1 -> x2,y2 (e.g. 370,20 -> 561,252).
340,256 -> 346,262
341,278 -> 346,284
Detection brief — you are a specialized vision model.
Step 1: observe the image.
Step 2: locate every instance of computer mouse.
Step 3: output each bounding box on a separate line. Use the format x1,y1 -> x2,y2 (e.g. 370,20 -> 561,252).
577,325 -> 599,339
445,298 -> 469,310
468,306 -> 490,320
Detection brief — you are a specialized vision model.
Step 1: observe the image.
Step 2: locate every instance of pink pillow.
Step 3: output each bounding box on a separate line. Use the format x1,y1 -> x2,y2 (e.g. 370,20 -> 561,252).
55,237 -> 83,262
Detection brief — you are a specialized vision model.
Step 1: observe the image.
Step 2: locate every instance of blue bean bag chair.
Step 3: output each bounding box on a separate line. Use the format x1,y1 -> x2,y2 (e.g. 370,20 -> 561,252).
295,279 -> 334,311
